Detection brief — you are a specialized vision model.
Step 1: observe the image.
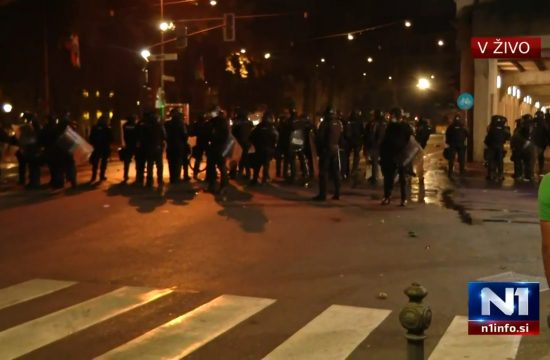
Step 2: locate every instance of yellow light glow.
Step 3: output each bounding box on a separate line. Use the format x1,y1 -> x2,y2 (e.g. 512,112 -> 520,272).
264,52 -> 271,59
417,78 -> 431,90
404,20 -> 412,28
367,57 -> 373,63
109,111 -> 114,119
95,90 -> 100,98
82,89 -> 89,98
347,33 -> 354,41
109,91 -> 115,98
96,110 -> 103,119
83,111 -> 90,120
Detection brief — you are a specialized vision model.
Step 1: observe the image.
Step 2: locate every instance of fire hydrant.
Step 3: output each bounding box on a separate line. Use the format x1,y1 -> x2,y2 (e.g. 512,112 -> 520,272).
399,282 -> 432,360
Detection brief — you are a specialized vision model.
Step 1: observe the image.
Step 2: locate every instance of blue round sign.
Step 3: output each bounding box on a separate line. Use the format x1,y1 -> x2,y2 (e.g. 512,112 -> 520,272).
457,92 -> 474,110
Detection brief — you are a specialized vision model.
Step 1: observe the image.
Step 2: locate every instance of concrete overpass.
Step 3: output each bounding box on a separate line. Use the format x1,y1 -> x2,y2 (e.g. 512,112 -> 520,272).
456,0 -> 550,161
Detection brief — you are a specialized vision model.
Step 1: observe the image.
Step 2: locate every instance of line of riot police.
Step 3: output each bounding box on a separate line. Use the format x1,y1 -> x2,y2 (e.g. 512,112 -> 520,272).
483,110 -> 550,183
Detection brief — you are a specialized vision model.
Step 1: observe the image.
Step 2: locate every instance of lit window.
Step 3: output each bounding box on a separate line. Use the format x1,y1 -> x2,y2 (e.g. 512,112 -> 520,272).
82,111 -> 90,120
96,110 -> 103,119
82,89 -> 89,98
496,75 -> 501,89
95,91 -> 100,98
109,91 -> 115,98
109,111 -> 114,119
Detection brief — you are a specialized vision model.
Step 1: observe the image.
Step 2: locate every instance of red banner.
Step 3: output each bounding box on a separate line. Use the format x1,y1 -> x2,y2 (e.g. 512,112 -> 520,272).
471,37 -> 541,59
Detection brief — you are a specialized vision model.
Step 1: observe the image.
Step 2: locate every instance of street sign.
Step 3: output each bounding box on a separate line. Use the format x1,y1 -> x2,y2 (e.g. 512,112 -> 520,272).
162,75 -> 176,82
457,92 -> 474,110
149,53 -> 178,62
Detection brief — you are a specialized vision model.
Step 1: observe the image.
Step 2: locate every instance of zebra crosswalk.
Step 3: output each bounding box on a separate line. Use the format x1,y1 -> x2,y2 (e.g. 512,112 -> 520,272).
0,278 -> 538,359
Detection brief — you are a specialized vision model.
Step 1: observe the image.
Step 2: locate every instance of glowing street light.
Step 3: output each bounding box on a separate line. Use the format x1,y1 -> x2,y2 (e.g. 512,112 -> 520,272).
388,75 -> 392,80
430,74 -> 435,79
159,21 -> 175,32
347,33 -> 354,41
140,49 -> 151,61
264,52 -> 271,59
417,77 -> 431,90
210,0 -> 217,5
2,103 -> 12,113
367,57 -> 373,63
437,39 -> 445,47
240,48 -> 246,54
321,58 -> 326,63
362,72 -> 367,77
404,20 -> 412,28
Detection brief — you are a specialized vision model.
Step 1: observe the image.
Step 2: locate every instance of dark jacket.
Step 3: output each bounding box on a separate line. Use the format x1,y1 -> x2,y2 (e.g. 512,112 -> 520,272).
317,116 -> 343,156
250,121 -> 278,154
123,121 -> 139,149
208,115 -> 230,155
344,114 -> 364,147
141,118 -> 165,156
164,117 -> 189,155
446,121 -> 468,148
364,119 -> 387,150
380,121 -> 413,164
485,124 -> 511,149
189,117 -> 210,149
532,117 -> 549,148
232,117 -> 254,148
89,122 -> 113,154
415,120 -> 432,148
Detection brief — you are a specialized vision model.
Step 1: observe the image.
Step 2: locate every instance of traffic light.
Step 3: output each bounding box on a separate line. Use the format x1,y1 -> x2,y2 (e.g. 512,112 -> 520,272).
223,13 -> 235,42
177,27 -> 188,49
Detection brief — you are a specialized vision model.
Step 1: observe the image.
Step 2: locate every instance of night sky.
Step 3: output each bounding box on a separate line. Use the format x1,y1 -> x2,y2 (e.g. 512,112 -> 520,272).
0,0 -> 457,119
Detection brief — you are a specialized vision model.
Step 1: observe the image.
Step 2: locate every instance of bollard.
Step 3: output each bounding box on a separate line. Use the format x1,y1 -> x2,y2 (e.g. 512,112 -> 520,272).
399,282 -> 432,360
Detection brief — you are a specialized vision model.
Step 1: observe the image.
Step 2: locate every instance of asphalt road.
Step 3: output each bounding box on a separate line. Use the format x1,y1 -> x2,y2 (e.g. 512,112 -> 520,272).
0,135 -> 548,359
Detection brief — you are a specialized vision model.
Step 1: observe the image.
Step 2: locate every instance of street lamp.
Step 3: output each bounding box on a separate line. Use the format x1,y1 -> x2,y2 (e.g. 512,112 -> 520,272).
437,39 -> 445,47
264,52 -> 271,59
240,48 -> 247,54
388,75 -> 392,80
321,58 -> 326,63
159,21 -> 175,32
367,57 -> 373,63
404,20 -> 412,28
210,0 -> 217,5
362,72 -> 367,77
417,78 -> 431,90
140,49 -> 151,61
430,74 -> 435,79
347,33 -> 354,41
2,103 -> 12,113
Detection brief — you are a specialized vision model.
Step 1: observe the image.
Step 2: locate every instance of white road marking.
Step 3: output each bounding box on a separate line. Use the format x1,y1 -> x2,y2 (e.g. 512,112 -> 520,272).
428,316 -> 521,360
0,279 -> 76,310
264,305 -> 391,360
0,286 -> 172,359
97,294 -> 275,360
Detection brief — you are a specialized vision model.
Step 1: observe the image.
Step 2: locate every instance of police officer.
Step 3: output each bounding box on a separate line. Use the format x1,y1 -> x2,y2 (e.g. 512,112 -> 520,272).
276,108 -> 293,179
532,110 -> 549,176
39,115 -> 60,188
141,111 -> 165,187
484,115 -> 510,182
364,110 -> 387,185
380,107 -> 412,206
89,114 -> 113,183
288,112 -> 312,185
313,107 -> 343,201
122,115 -> 138,182
164,109 -> 188,184
58,113 -> 78,189
415,116 -> 432,149
189,114 -> 209,180
445,115 -> 469,177
231,108 -> 254,180
511,115 -> 535,181
250,111 -> 278,185
206,107 -> 230,193
343,109 -> 364,179
16,112 -> 42,188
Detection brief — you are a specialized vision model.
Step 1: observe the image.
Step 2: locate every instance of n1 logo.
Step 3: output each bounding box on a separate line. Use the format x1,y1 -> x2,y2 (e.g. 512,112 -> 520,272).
468,282 -> 539,335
